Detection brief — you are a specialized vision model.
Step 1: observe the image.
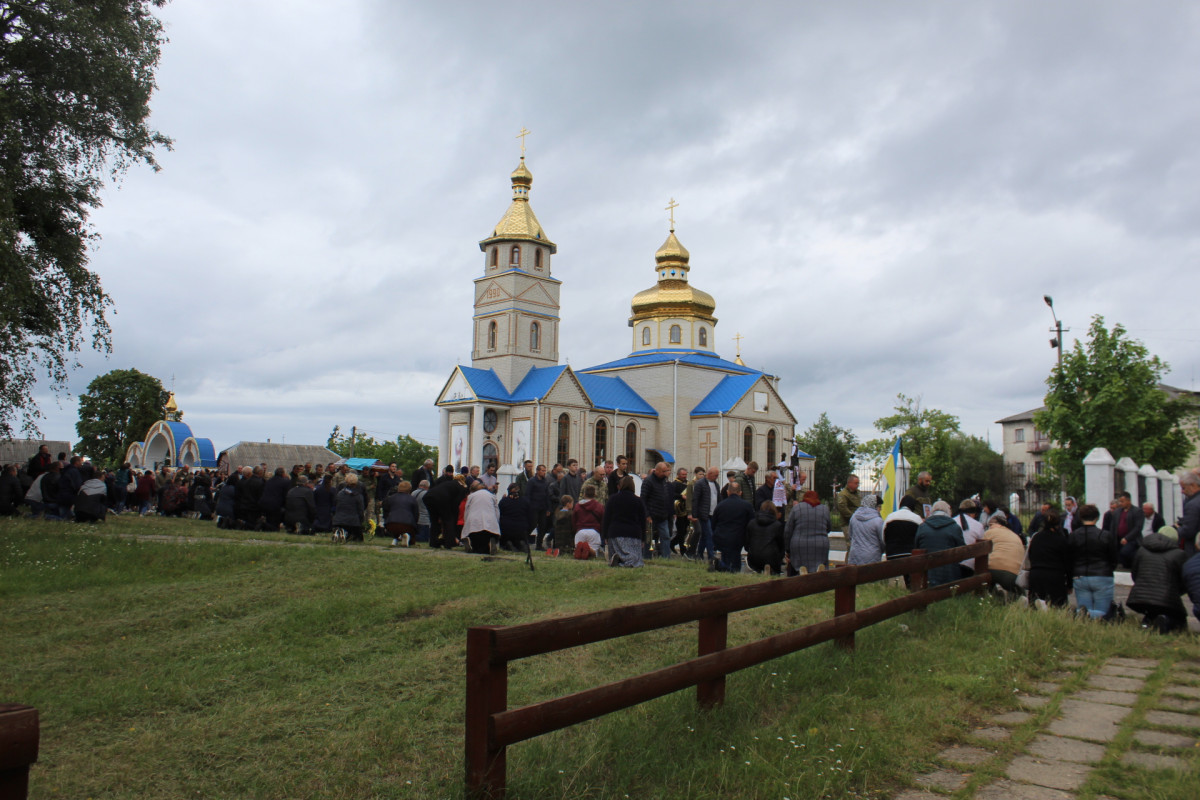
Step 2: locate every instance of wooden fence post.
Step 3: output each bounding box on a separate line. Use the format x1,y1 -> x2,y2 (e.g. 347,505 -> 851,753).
909,548 -> 928,612
696,586 -> 727,709
834,566 -> 856,650
973,551 -> 990,596
465,627 -> 508,799
0,704 -> 39,800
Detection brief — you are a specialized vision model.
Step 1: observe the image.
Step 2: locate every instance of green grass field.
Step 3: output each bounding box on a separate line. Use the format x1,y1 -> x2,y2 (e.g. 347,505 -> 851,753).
2,515 -> 1198,799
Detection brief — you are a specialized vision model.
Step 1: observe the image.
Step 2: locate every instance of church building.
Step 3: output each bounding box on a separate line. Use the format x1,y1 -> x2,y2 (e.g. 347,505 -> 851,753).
434,154 -> 797,475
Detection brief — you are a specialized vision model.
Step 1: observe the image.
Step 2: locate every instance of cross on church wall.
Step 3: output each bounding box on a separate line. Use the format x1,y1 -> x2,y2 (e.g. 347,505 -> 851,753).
699,430 -> 718,468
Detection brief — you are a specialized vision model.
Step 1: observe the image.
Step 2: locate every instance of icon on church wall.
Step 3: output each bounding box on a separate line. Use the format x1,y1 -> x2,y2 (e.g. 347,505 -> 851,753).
512,419 -> 530,468
451,424 -> 468,471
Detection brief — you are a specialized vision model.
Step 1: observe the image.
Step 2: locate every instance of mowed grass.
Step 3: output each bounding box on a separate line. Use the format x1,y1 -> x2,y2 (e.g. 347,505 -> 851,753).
2,516 -> 1199,799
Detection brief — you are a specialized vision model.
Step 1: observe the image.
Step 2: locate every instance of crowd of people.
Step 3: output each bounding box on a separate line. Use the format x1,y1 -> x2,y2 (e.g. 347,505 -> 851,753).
833,468 -> 1200,635
7,443 -> 1200,630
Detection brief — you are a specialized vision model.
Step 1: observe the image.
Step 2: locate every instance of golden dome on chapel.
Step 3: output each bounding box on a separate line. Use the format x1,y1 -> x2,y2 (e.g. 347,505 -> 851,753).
630,228 -> 716,323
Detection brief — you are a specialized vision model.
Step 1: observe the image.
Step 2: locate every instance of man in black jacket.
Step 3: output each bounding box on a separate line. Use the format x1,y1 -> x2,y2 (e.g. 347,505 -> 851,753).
284,475 -> 317,534
689,467 -> 719,562
712,481 -> 755,572
235,466 -> 265,529
640,461 -> 673,559
259,467 -> 293,531
1104,491 -> 1145,568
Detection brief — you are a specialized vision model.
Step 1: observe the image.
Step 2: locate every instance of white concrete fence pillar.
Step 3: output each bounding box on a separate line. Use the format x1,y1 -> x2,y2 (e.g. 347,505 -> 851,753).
1139,463 -> 1159,511
1115,457 -> 1139,503
1173,476 -> 1184,526
1083,448 -> 1116,511
1157,469 -> 1174,522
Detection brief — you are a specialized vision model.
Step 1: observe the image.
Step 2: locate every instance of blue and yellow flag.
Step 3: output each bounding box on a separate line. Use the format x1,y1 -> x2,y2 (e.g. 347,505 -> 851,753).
880,438 -> 902,519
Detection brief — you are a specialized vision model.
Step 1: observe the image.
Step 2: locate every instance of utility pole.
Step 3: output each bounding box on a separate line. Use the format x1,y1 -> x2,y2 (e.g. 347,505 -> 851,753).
1043,296 -> 1066,505
350,425 -> 356,458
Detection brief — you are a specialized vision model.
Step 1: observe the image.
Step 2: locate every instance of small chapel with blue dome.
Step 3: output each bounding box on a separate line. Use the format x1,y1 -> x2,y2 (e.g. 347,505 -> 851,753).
124,393 -> 218,469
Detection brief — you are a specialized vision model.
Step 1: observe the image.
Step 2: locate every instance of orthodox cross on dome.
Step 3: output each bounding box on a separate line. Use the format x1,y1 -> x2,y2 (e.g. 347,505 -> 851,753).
665,197 -> 679,231
516,126 -> 531,156
733,332 -> 744,358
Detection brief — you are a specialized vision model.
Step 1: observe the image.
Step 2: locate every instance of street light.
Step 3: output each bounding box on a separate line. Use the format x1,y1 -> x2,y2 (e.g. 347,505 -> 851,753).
1044,295 -> 1063,367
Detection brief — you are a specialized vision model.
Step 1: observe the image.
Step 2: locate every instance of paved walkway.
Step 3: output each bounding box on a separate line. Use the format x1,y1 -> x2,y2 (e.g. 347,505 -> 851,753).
895,655 -> 1200,799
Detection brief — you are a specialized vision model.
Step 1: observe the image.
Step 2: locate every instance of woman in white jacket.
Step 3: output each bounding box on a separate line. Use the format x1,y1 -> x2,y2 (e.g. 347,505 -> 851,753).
462,482 -> 502,554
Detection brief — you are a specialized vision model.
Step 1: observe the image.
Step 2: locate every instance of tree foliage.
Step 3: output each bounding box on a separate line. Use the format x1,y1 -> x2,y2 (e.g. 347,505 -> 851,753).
0,1 -> 172,436
864,393 -> 966,502
1034,315 -> 1197,497
947,434 -> 1005,502
794,411 -> 859,499
326,426 -> 439,478
74,367 -> 167,467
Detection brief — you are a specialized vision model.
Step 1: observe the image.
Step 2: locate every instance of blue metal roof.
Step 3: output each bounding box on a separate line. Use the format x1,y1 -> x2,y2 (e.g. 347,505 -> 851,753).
581,350 -> 759,374
652,449 -> 675,462
691,373 -> 762,416
162,421 -> 194,445
457,366 -> 515,402
510,365 -> 568,401
576,373 -> 657,416
193,437 -> 216,465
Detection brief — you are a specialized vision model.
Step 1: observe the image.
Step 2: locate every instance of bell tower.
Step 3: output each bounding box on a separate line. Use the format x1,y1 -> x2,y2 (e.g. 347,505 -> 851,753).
472,144 -> 561,389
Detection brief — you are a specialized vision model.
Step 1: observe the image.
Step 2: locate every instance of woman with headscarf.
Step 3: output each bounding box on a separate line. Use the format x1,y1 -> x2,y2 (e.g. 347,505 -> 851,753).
913,500 -> 966,586
846,493 -> 885,566
603,475 -> 646,567
785,490 -> 832,575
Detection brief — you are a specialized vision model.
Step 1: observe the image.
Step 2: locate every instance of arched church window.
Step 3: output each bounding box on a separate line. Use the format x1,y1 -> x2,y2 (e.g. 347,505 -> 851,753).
557,413 -> 570,466
509,245 -> 521,267
767,429 -> 777,466
595,419 -> 607,462
699,327 -> 708,346
625,423 -> 637,472
482,442 -> 498,472
530,321 -> 540,351
669,325 -> 681,344
743,425 -> 753,464
487,320 -> 497,350
535,249 -> 543,270
642,327 -> 650,346
490,247 -> 498,267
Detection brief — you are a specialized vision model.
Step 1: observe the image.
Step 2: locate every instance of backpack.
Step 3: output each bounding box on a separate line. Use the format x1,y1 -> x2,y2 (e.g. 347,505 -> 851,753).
573,541 -> 594,560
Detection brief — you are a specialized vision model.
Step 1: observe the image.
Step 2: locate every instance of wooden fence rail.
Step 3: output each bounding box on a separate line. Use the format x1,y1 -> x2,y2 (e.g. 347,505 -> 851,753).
465,541 -> 992,799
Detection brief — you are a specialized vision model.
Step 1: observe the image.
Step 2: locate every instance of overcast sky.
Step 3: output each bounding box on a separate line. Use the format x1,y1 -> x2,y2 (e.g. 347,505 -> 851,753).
30,0 -> 1200,457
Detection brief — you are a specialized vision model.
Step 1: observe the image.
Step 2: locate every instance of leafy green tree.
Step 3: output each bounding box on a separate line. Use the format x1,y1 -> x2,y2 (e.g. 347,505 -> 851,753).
864,393 -> 962,501
74,368 -> 168,467
948,434 -> 1006,502
794,412 -> 859,499
1034,315 -> 1197,497
326,426 -> 439,478
0,1 -> 172,436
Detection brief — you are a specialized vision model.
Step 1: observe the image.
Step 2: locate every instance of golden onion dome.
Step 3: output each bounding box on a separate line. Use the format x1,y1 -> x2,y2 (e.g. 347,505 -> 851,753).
630,228 -> 717,323
655,230 -> 690,263
165,392 -> 178,412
